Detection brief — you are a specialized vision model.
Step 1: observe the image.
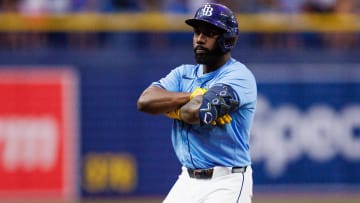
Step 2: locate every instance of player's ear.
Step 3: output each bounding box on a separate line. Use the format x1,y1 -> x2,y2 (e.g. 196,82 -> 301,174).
224,38 -> 236,48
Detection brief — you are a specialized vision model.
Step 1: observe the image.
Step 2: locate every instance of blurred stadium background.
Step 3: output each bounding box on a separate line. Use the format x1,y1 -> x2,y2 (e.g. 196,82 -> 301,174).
0,0 -> 360,202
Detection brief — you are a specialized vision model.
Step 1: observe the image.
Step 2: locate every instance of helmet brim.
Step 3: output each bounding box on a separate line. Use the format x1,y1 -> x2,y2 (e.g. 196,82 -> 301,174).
185,19 -> 207,28
185,18 -> 228,32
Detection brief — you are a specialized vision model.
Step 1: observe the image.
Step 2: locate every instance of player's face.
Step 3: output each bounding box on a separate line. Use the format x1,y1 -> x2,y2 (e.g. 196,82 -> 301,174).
192,24 -> 224,66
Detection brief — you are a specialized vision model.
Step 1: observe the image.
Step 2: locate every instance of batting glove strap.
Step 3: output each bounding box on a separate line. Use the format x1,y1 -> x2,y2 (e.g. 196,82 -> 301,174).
190,87 -> 208,100
165,109 -> 181,120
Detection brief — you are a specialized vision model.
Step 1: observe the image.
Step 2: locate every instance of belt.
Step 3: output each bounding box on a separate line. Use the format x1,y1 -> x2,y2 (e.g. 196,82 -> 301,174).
187,166 -> 247,179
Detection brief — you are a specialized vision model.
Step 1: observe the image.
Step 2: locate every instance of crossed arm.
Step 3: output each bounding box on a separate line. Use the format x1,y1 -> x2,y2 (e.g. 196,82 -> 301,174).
137,85 -> 236,125
137,86 -> 202,124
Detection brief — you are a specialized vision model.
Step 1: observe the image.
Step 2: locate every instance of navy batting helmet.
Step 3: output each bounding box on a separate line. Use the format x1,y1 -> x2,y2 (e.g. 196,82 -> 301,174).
185,3 -> 239,53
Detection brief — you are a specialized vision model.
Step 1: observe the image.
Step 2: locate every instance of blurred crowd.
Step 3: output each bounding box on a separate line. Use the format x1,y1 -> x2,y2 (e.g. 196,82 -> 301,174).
1,0 -> 359,14
0,0 -> 359,50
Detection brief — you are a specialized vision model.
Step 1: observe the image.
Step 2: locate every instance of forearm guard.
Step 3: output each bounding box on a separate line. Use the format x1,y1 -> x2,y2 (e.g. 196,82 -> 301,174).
199,84 -> 239,125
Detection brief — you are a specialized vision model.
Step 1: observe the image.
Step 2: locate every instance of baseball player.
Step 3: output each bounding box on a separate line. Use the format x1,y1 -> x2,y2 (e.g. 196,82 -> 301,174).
137,3 -> 257,203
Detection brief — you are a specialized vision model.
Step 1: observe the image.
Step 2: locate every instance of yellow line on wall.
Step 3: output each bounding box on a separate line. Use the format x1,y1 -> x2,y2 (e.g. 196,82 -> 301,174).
0,13 -> 359,32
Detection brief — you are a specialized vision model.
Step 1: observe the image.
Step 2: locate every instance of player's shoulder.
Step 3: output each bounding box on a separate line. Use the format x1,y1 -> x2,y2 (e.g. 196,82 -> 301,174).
226,58 -> 252,74
176,64 -> 197,69
223,58 -> 256,81
173,64 -> 198,74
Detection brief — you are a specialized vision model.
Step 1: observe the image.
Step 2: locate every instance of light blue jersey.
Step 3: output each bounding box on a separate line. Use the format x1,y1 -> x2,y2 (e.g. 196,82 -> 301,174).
151,58 -> 257,169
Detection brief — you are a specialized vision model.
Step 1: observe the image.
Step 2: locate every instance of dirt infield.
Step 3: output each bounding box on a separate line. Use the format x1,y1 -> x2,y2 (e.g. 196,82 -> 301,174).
2,192 -> 360,203
78,193 -> 360,203
253,193 -> 360,203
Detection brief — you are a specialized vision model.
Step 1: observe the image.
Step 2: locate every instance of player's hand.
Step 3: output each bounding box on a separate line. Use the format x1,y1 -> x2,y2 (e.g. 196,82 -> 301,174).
165,87 -> 206,120
190,87 -> 207,100
211,114 -> 232,126
165,109 -> 181,120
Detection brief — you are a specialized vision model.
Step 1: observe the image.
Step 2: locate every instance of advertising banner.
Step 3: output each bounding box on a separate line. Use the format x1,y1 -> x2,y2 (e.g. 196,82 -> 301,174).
0,68 -> 78,200
250,64 -> 360,188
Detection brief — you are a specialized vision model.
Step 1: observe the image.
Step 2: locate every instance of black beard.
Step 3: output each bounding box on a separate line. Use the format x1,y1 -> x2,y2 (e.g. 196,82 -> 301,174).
194,45 -> 223,66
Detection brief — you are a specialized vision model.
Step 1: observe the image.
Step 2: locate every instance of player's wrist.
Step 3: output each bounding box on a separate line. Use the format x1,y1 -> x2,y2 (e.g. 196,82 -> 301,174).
165,108 -> 181,120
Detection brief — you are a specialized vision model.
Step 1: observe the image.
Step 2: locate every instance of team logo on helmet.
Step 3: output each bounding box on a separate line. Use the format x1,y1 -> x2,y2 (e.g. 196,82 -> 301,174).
202,4 -> 213,16
185,3 -> 239,53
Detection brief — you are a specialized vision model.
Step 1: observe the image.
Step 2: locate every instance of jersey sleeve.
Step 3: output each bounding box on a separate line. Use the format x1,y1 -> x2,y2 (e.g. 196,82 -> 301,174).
215,63 -> 257,107
150,65 -> 183,92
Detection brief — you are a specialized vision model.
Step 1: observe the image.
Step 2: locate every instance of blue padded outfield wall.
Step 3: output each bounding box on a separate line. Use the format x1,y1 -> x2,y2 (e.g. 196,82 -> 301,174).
0,32 -> 360,198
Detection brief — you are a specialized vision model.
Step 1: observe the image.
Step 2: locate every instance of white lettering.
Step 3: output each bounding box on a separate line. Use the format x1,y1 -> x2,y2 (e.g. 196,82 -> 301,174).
337,105 -> 360,159
251,96 -> 360,178
0,116 -> 58,172
202,4 -> 213,16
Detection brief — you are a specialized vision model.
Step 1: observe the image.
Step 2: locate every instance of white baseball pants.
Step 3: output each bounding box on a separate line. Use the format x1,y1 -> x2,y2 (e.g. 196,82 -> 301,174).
163,166 -> 253,203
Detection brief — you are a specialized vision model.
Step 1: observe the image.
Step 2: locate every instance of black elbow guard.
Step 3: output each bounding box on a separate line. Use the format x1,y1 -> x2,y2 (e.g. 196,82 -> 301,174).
199,84 -> 239,125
